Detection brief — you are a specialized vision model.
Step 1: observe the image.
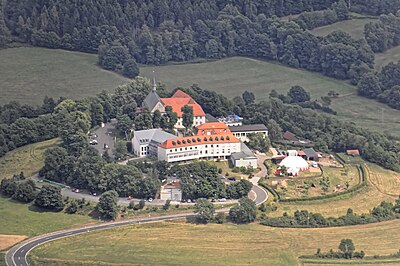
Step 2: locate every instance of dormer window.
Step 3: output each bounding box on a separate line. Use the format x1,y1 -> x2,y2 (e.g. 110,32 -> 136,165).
187,139 -> 191,143
215,137 -> 219,141
204,137 -> 207,141
209,137 -> 213,141
182,140 -> 186,144
197,138 -> 201,142
221,136 -> 224,140
177,140 -> 181,145
172,141 -> 176,146
226,136 -> 230,140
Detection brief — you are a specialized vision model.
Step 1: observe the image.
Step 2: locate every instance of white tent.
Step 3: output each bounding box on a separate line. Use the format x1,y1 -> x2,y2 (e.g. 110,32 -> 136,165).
279,156 -> 309,176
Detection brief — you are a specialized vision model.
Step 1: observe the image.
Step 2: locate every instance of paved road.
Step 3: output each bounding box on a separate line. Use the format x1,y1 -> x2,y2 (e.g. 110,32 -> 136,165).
5,212 -> 198,266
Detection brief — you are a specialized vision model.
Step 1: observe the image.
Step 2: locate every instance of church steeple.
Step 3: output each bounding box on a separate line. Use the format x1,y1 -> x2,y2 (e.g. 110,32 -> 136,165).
152,68 -> 157,91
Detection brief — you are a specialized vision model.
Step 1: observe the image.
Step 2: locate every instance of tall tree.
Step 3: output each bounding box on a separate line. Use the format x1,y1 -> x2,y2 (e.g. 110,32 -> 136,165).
181,105 -> 193,132
97,190 -> 119,220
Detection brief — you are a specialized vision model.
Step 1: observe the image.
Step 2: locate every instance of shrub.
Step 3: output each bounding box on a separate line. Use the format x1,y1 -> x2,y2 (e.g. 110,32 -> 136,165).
214,212 -> 226,224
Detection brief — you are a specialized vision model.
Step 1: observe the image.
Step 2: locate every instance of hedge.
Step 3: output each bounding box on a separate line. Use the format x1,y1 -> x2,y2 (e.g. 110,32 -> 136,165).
258,180 -> 280,201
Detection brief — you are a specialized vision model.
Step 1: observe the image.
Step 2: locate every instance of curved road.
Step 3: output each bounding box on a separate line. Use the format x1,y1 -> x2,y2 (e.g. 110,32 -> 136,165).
9,156 -> 269,266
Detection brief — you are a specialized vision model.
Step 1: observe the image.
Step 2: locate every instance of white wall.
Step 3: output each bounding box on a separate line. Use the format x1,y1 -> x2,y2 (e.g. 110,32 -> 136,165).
232,158 -> 258,168
232,130 -> 268,142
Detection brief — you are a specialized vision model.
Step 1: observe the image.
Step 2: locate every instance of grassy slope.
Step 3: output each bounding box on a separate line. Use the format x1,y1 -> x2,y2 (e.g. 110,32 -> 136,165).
311,18 -> 377,39
30,219 -> 400,266
141,57 -> 400,137
0,138 -> 60,180
0,47 -> 129,105
0,196 -> 94,236
375,46 -> 400,70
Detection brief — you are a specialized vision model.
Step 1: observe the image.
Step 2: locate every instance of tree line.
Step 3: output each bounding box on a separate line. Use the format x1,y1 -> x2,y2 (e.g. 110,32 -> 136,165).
357,61 -> 400,110
364,12 -> 400,53
1,0 -> 376,82
292,0 -> 350,30
261,197 -> 400,228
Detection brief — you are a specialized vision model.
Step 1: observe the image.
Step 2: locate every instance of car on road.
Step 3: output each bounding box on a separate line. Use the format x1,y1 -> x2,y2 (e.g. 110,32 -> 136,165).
71,188 -> 80,193
89,139 -> 98,145
218,198 -> 227,202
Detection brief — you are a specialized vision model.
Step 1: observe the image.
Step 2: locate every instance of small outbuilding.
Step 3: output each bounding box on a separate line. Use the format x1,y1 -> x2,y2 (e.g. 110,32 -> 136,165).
346,150 -> 360,157
160,180 -> 182,202
230,143 -> 258,168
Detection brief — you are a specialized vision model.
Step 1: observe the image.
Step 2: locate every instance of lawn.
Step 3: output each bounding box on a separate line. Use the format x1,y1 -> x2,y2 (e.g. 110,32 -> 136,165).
141,57 -> 400,138
311,18 -> 378,39
0,47 -> 129,105
270,165 -> 360,200
0,138 -> 60,180
375,45 -> 400,70
29,219 -> 400,266
0,196 -> 94,237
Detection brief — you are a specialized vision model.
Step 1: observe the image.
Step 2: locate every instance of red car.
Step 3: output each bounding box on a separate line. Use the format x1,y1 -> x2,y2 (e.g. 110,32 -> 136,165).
127,196 -> 133,200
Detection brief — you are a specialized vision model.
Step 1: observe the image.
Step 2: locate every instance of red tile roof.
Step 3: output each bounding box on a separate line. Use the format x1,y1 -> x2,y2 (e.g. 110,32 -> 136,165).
161,90 -> 205,117
172,89 -> 191,98
162,180 -> 181,189
159,133 -> 240,149
298,150 -> 306,156
346,150 -> 360,156
196,122 -> 231,135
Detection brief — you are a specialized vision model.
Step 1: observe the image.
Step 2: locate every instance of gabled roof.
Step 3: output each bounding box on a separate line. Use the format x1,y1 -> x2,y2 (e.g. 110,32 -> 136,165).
229,124 -> 268,132
134,129 -> 176,145
283,131 -> 298,141
172,89 -> 191,98
231,143 -> 256,160
196,122 -> 230,135
205,114 -> 219,122
159,133 -> 240,149
161,98 -> 205,117
346,150 -> 360,156
303,148 -> 318,158
143,90 -> 161,110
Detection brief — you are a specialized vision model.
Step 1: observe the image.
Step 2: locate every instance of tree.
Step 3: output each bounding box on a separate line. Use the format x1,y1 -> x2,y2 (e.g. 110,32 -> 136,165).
357,73 -> 382,98
242,91 -> 255,105
246,133 -> 270,152
97,190 -> 119,220
123,59 -> 140,78
214,212 -> 226,224
12,180 -> 36,203
163,199 -> 171,210
34,185 -> 64,211
116,114 -> 133,139
229,197 -> 256,224
338,239 -> 355,259
287,85 -> 311,103
194,198 -> 215,224
152,110 -> 162,128
181,105 -> 193,132
114,141 -> 128,160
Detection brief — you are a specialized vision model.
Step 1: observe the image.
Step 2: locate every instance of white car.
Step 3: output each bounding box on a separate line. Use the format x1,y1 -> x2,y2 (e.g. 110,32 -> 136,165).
148,198 -> 153,202
89,139 -> 98,145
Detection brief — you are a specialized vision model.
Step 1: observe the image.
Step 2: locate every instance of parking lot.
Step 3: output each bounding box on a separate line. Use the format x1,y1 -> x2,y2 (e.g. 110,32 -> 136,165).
90,119 -> 117,157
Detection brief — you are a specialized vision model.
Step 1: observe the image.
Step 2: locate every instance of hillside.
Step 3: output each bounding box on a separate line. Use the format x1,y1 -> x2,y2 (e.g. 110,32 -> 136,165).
141,57 -> 400,137
0,47 -> 129,105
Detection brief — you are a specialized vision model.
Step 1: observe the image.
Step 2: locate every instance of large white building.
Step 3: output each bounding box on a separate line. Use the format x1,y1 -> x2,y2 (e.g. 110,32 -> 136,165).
132,129 -> 177,157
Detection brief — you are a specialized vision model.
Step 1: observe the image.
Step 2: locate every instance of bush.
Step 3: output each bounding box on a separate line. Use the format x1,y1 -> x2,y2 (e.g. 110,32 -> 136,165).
214,212 -> 226,224
194,198 -> 215,224
163,199 -> 171,210
34,185 -> 65,211
229,197 -> 256,224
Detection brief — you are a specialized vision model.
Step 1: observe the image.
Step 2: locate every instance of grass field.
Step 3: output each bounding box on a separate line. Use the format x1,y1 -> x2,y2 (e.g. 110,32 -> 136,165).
0,196 -> 94,236
0,138 -> 60,180
29,219 -> 400,266
142,57 -> 400,137
375,46 -> 400,70
0,47 -> 129,105
311,18 -> 377,39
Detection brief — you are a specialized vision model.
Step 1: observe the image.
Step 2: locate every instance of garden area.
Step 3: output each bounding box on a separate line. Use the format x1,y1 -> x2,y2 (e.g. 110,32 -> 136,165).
263,155 -> 361,200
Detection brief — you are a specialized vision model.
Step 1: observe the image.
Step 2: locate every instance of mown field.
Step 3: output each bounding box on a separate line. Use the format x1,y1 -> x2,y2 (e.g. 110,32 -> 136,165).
0,138 -> 60,180
375,46 -> 400,70
311,18 -> 377,39
0,47 -> 129,105
141,57 -> 400,137
30,219 -> 400,266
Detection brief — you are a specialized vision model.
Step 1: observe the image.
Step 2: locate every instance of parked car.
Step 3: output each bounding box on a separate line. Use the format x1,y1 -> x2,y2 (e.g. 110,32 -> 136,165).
89,139 -> 98,145
218,198 -> 227,202
187,199 -> 192,203
148,198 -> 153,202
127,196 -> 133,200
228,177 -> 236,182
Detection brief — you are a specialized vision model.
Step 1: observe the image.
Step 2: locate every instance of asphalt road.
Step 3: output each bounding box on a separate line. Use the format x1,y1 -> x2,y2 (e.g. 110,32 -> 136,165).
6,209 -> 240,266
